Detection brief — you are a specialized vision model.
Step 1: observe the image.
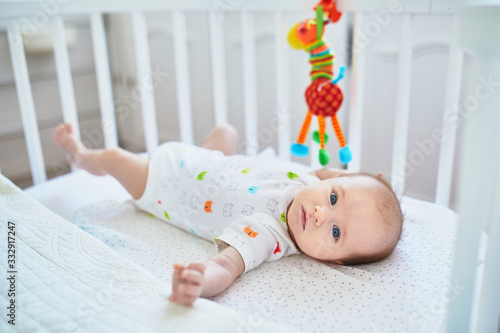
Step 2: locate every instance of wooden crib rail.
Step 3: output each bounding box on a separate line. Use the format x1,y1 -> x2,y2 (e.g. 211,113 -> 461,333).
0,0 -> 439,18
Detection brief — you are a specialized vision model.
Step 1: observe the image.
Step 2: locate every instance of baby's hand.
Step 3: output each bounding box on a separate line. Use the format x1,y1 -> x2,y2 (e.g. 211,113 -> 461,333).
169,262 -> 206,305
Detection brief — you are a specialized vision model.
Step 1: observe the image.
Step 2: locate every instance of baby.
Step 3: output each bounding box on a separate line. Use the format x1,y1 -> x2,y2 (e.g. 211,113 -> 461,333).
53,123 -> 402,305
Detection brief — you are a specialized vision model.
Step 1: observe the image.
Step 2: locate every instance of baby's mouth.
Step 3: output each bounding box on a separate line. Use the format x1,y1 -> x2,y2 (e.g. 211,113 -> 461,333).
301,206 -> 307,230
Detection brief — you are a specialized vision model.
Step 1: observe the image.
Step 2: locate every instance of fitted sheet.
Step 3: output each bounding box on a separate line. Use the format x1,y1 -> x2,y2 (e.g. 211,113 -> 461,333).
25,169 -> 132,221
0,174 -> 294,332
73,195 -> 479,332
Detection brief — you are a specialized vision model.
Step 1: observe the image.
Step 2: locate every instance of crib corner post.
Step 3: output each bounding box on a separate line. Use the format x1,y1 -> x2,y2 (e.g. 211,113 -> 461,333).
445,3 -> 500,333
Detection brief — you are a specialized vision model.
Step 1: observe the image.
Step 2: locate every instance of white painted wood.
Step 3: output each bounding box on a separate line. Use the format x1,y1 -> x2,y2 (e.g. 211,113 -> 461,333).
390,14 -> 413,191
209,9 -> 228,125
172,10 -> 194,144
435,15 -> 463,206
347,13 -> 366,173
446,6 -> 500,332
132,11 -> 158,153
474,158 -> 500,333
274,11 -> 291,160
52,16 -> 80,141
431,0 -> 458,14
7,19 -> 46,184
338,0 -> 431,13
90,13 -> 118,149
446,59 -> 498,333
0,0 -> 433,18
241,11 -> 258,156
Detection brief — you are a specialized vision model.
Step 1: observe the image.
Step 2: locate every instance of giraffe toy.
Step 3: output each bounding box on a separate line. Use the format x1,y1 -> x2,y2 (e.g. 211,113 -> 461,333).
288,0 -> 352,166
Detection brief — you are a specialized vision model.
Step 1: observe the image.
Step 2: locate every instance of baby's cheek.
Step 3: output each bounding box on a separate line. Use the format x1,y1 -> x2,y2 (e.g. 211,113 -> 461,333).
300,238 -> 318,256
312,239 -> 335,260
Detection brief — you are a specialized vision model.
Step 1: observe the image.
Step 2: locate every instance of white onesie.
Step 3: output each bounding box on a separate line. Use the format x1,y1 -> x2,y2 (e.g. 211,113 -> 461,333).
134,142 -> 319,272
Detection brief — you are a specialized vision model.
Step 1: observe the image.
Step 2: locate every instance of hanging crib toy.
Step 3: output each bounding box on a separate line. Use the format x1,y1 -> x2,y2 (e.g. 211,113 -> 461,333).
288,0 -> 352,166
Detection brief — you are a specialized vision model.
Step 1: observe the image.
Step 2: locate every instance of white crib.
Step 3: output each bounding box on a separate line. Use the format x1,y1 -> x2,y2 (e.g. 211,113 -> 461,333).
1,0 -> 499,332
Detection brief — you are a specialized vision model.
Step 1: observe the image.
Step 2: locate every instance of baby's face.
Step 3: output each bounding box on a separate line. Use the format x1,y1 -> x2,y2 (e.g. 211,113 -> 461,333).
286,175 -> 386,264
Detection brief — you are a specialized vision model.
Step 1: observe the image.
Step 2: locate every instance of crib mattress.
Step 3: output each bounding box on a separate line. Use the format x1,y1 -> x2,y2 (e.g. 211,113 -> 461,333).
0,174 -> 294,332
73,195 -> 470,332
22,168 -> 482,332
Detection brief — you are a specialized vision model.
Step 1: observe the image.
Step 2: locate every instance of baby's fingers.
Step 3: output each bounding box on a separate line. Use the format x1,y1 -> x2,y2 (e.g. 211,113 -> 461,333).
169,292 -> 197,305
170,262 -> 205,305
173,262 -> 185,272
169,282 -> 202,305
172,263 -> 185,278
178,283 -> 203,297
181,268 -> 204,285
187,262 -> 206,274
169,293 -> 193,305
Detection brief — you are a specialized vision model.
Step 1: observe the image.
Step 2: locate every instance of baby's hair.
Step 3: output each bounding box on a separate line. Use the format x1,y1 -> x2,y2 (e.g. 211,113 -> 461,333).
331,172 -> 404,265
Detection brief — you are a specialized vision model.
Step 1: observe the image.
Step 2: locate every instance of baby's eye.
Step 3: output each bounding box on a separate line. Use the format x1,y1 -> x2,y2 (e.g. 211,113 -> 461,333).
332,225 -> 340,240
330,192 -> 337,206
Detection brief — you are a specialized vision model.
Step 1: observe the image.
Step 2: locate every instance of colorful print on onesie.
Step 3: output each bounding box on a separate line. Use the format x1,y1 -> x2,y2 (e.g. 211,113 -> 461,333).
134,142 -> 319,272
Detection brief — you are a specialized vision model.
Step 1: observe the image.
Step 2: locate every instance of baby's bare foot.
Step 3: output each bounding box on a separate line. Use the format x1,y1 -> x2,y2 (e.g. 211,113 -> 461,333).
53,123 -> 84,165
53,124 -> 106,176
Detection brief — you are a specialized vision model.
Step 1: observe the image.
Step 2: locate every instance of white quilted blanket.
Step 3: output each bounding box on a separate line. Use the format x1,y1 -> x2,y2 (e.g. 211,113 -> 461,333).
0,174 -> 295,332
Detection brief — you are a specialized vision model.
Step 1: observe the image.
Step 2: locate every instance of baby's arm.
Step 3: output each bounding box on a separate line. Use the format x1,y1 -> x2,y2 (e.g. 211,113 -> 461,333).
169,246 -> 245,305
311,168 -> 349,180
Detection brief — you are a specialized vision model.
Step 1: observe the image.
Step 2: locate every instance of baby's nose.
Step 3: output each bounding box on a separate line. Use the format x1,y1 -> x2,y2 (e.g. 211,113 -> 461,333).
314,205 -> 326,226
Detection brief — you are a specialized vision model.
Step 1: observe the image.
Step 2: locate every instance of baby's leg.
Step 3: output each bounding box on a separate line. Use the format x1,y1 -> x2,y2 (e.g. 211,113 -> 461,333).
201,123 -> 238,155
53,124 -> 147,200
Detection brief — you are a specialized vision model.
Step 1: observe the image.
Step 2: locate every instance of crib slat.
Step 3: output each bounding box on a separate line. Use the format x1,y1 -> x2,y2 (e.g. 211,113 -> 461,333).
347,13 -> 367,172
275,12 -> 291,160
90,13 -> 118,149
132,12 -> 158,153
435,15 -> 463,206
52,16 -> 80,141
391,14 -> 413,191
7,20 -> 47,184
474,162 -> 500,332
209,10 -> 228,125
172,10 -> 194,144
241,11 -> 258,156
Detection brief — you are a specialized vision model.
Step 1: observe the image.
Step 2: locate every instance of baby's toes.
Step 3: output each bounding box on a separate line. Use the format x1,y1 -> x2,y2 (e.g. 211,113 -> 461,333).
53,124 -> 64,140
65,123 -> 73,134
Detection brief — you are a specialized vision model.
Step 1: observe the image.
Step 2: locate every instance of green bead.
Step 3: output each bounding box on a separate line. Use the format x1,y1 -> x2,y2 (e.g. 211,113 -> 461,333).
319,149 -> 330,166
313,131 -> 329,144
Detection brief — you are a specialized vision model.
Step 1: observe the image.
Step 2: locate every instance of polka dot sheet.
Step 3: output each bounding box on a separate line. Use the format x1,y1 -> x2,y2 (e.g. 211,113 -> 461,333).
73,196 -> 479,332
